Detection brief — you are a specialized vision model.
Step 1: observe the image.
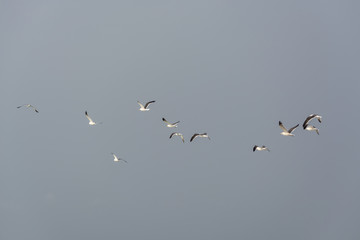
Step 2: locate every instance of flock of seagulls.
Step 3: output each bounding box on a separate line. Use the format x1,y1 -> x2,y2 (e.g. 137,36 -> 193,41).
253,114 -> 322,153
138,101 -> 211,144
17,102 -> 322,160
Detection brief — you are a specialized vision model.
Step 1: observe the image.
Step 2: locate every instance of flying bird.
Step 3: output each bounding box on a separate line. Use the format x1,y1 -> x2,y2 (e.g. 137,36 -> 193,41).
169,132 -> 185,143
279,121 -> 299,136
162,118 -> 180,128
253,145 -> 270,152
17,104 -> 39,113
302,114 -> 322,129
112,153 -> 127,163
190,133 -> 210,142
304,124 -> 319,135
85,111 -> 101,125
137,100 -> 156,111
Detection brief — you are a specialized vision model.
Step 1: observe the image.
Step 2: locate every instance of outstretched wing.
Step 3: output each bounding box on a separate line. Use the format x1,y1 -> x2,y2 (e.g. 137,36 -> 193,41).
169,132 -> 176,139
162,118 -> 170,124
253,145 -> 257,152
303,114 -> 316,129
85,111 -> 93,122
180,134 -> 185,143
279,121 -> 288,132
119,158 -> 127,163
144,100 -> 155,109
137,101 -> 145,109
288,124 -> 299,133
190,134 -> 199,142
29,105 -> 39,113
262,146 -> 270,152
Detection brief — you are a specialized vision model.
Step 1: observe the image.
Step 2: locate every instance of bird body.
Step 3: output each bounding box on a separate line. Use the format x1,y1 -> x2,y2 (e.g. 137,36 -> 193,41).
304,124 -> 319,135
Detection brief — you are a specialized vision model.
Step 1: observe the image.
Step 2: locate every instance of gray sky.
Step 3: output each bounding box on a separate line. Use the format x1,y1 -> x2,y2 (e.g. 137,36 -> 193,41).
1,1 -> 360,239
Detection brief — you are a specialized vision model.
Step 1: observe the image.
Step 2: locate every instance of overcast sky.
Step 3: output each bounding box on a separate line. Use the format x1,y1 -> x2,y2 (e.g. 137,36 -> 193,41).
1,1 -> 360,240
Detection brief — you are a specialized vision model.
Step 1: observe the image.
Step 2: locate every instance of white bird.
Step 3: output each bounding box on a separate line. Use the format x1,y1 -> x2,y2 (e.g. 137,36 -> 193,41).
162,118 -> 180,128
85,111 -> 101,125
137,100 -> 156,111
279,121 -> 299,136
302,114 -> 322,129
190,133 -> 210,142
112,153 -> 127,163
169,132 -> 185,143
17,104 -> 39,113
253,145 -> 270,152
304,124 -> 319,135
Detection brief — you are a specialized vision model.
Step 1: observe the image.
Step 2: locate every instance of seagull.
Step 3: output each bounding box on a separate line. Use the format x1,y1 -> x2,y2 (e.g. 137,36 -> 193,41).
85,111 -> 101,125
253,145 -> 270,152
137,100 -> 156,111
17,104 -> 39,113
190,133 -> 210,142
162,118 -> 180,128
304,124 -> 319,135
302,114 -> 322,129
169,132 -> 185,143
112,153 -> 127,163
279,121 -> 299,136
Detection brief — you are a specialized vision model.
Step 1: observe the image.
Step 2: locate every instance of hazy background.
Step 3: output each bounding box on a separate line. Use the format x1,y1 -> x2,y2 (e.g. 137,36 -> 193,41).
1,1 -> 359,239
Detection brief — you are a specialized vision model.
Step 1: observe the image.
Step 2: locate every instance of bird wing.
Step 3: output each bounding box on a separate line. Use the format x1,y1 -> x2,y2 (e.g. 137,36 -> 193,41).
253,145 -> 257,152
85,111 -> 93,122
180,134 -> 185,143
316,115 -> 322,123
29,105 -> 39,113
137,101 -> 145,109
172,121 -> 180,125
288,124 -> 299,133
169,132 -> 176,139
162,118 -> 170,124
303,114 -> 316,128
144,100 -> 155,109
262,146 -> 270,151
279,121 -> 288,132
190,134 -> 199,142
